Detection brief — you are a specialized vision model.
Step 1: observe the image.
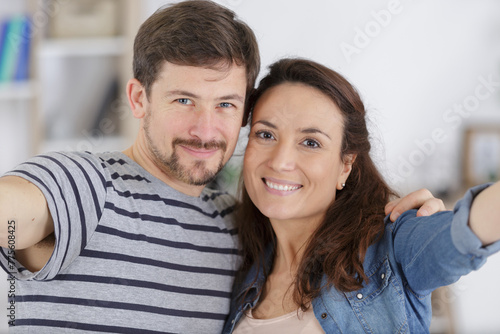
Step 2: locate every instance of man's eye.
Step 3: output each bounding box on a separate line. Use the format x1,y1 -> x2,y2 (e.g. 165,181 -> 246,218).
219,102 -> 233,108
177,98 -> 193,105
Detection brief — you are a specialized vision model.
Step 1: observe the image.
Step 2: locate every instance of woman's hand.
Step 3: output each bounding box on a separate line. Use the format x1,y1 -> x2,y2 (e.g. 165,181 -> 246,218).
385,188 -> 446,222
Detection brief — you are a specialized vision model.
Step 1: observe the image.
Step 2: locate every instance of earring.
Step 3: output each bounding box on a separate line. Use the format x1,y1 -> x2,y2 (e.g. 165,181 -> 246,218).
342,183 -> 346,188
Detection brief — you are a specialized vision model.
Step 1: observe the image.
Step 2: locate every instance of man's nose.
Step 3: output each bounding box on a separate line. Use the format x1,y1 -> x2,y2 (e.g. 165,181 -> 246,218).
188,107 -> 218,142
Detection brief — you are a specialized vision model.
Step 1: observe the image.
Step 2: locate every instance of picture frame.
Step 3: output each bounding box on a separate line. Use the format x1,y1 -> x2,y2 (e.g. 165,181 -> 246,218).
463,126 -> 500,188
48,0 -> 120,38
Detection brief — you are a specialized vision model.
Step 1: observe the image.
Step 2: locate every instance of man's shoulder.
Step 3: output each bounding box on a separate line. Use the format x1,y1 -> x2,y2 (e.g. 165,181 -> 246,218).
24,151 -> 108,167
5,151 -> 105,177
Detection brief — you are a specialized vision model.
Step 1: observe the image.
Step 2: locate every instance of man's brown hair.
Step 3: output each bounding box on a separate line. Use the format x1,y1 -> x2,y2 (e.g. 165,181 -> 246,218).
133,0 -> 260,109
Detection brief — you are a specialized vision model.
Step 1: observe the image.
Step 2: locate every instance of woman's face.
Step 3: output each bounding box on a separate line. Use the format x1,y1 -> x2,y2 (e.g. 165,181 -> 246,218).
243,82 -> 354,226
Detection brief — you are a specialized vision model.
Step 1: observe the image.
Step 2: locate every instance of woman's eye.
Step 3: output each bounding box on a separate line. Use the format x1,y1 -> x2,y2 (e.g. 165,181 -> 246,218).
302,139 -> 320,148
255,131 -> 274,140
177,98 -> 193,105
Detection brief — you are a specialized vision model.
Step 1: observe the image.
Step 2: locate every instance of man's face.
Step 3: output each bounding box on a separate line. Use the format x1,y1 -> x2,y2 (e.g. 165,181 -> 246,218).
142,62 -> 247,191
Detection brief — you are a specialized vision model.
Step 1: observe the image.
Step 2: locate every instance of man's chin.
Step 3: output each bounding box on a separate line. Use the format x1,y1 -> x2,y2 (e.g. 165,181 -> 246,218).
182,170 -> 218,186
179,161 -> 224,186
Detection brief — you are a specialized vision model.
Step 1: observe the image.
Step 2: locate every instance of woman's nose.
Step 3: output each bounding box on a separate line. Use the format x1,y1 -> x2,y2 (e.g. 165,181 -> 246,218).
267,141 -> 296,172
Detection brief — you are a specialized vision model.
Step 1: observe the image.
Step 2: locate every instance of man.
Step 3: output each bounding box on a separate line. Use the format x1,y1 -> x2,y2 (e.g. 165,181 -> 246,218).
0,1 -> 443,333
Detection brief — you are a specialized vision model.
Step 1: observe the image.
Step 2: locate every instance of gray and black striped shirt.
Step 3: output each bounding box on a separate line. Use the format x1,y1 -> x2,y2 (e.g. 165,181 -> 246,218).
1,151 -> 240,333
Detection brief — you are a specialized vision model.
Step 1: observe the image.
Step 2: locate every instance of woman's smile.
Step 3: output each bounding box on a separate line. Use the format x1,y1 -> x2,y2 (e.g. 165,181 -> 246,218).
263,177 -> 303,195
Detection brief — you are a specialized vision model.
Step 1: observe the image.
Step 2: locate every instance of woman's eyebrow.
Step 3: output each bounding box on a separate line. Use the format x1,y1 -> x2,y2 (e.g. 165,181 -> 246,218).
252,120 -> 277,129
252,122 -> 332,140
300,127 -> 331,140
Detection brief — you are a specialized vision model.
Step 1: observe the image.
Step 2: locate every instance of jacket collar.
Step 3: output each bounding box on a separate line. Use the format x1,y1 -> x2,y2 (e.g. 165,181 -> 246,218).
234,244 -> 275,305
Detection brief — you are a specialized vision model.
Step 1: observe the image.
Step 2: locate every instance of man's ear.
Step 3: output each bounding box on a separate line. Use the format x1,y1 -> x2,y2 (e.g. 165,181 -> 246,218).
127,78 -> 147,119
337,154 -> 357,190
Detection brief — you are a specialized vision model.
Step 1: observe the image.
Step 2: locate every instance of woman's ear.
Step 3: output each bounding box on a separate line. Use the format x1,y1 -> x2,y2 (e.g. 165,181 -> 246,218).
337,154 -> 357,190
127,78 -> 147,119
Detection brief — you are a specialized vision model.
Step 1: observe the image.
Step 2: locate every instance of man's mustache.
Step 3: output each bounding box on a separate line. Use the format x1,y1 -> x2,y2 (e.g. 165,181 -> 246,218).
172,138 -> 227,152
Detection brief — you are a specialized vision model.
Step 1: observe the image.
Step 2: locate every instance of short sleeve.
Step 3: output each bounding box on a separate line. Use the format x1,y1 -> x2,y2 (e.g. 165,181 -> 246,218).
0,151 -> 107,280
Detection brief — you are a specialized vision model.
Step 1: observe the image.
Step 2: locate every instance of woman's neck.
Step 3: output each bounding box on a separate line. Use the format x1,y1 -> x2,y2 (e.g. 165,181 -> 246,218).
252,218 -> 321,319
270,217 -> 321,275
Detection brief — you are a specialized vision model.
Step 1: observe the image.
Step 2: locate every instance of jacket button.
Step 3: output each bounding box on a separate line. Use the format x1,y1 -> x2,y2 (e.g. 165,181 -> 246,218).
381,273 -> 385,280
356,293 -> 363,299
321,313 -> 327,319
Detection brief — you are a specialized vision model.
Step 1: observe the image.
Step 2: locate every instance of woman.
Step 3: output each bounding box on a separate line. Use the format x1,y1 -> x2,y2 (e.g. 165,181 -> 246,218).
223,58 -> 500,333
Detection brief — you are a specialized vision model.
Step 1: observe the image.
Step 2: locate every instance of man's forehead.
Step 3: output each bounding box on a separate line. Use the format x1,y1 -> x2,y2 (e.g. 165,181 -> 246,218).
161,60 -> 245,76
155,61 -> 247,93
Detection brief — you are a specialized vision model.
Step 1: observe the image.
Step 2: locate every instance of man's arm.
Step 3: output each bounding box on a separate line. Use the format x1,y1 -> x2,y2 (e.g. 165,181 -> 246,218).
469,181 -> 500,245
0,175 -> 54,250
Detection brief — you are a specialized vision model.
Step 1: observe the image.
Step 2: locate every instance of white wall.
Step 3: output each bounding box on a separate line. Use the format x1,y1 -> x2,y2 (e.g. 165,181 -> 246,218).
224,1 -> 500,332
146,0 -> 500,332
146,0 -> 500,195
453,254 -> 500,333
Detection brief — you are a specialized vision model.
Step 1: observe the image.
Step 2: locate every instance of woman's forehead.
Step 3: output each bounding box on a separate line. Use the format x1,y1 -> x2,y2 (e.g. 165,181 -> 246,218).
252,82 -> 344,129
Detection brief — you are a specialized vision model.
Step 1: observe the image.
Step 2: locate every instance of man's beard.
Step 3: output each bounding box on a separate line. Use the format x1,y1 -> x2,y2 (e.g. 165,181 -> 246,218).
144,112 -> 227,186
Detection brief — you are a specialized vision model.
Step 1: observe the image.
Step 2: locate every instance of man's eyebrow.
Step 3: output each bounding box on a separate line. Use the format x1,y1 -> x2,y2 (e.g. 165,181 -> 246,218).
218,94 -> 244,103
165,91 -> 244,103
165,90 -> 199,99
300,127 -> 331,140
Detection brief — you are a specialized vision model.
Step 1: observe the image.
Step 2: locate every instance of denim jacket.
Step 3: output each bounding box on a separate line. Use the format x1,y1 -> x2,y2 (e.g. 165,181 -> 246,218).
222,184 -> 500,333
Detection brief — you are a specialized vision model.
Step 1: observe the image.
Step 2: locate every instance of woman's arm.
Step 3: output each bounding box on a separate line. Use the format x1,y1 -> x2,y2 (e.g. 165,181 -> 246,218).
469,181 -> 500,245
391,183 -> 500,294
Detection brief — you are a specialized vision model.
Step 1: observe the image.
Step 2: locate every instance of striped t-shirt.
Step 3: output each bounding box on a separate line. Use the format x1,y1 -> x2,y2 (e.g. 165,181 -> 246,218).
0,151 -> 241,333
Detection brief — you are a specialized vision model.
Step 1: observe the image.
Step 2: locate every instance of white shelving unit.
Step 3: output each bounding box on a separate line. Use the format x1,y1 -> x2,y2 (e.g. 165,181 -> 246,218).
37,35 -> 129,151
0,0 -> 141,172
32,1 -> 136,154
0,0 -> 38,174
0,81 -> 36,101
39,36 -> 126,58
0,2 -> 138,331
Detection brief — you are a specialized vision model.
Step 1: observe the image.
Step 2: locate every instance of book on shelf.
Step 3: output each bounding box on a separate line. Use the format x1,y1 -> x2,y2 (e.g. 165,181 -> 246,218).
0,14 -> 32,83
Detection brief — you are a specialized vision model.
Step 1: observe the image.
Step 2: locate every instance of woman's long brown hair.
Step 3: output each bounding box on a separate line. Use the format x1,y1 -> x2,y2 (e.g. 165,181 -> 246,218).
237,58 -> 396,310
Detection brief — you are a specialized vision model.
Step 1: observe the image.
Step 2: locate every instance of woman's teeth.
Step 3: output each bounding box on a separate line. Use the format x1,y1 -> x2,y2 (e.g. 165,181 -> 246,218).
265,180 -> 301,191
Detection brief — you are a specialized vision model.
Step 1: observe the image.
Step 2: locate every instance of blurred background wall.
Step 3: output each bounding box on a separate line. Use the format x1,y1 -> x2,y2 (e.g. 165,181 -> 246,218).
0,0 -> 499,333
